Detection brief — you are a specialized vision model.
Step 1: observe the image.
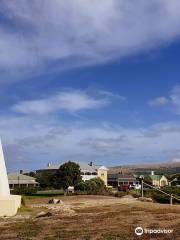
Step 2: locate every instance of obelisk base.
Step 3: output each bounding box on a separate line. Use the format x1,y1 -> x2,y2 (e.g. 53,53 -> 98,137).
0,195 -> 21,217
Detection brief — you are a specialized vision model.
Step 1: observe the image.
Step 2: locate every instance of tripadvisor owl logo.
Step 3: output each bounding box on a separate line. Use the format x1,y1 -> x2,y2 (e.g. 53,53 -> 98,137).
135,227 -> 144,236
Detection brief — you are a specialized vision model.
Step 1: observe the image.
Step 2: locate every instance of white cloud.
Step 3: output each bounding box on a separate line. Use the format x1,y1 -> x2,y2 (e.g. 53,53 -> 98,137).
148,97 -> 169,107
170,85 -> 180,114
149,85 -> 180,114
1,1 -> 180,80
170,158 -> 180,163
12,89 -> 123,115
1,112 -> 180,171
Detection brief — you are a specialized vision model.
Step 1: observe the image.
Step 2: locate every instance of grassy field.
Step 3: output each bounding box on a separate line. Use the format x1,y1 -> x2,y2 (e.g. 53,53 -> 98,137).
0,195 -> 179,240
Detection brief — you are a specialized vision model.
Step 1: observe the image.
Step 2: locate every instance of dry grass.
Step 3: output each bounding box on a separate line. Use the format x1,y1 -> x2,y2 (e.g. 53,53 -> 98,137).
0,195 -> 179,240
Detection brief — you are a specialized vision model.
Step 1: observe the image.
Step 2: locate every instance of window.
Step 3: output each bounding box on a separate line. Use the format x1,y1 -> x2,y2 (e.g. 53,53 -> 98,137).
80,172 -> 85,175
92,172 -> 97,175
85,172 -> 91,175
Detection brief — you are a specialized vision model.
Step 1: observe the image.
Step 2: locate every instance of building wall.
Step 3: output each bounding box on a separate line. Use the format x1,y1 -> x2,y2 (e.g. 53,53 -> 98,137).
152,176 -> 168,187
160,176 -> 168,187
98,169 -> 108,186
152,180 -> 159,186
81,170 -> 98,181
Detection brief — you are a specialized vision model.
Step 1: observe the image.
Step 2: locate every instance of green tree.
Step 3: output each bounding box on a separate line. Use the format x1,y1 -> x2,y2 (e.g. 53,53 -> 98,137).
55,161 -> 82,189
75,177 -> 106,194
36,172 -> 54,189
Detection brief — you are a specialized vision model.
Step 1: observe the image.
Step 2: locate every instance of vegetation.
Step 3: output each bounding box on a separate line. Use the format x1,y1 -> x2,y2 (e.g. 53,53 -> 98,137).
75,177 -> 106,194
53,161 -> 82,189
143,187 -> 180,204
11,187 -> 37,196
35,161 -> 82,190
36,172 -> 55,189
1,195 -> 180,240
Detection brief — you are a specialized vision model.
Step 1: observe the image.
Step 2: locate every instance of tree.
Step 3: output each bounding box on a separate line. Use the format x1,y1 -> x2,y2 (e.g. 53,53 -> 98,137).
36,172 -> 54,189
75,177 -> 106,194
54,161 -> 82,189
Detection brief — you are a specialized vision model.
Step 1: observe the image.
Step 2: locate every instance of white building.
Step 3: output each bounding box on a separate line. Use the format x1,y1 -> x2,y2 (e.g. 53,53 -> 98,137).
36,161 -> 108,185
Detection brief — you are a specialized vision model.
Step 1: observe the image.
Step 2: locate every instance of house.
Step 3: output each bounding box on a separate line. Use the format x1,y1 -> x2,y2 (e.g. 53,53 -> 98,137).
148,171 -> 168,187
36,161 -> 108,186
108,173 -> 139,189
8,173 -> 39,189
169,175 -> 180,187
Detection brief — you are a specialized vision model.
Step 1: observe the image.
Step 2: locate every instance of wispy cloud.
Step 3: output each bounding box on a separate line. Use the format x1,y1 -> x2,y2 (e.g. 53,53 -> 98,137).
12,89 -> 124,115
1,112 -> 180,171
148,97 -> 169,107
148,85 -> 180,114
170,85 -> 180,114
1,1 -> 180,81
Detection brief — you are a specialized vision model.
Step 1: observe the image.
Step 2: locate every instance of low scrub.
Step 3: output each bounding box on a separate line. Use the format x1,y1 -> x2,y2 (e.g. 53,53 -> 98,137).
128,189 -> 141,198
144,188 -> 180,204
11,188 -> 37,196
75,178 -> 107,195
114,191 -> 127,198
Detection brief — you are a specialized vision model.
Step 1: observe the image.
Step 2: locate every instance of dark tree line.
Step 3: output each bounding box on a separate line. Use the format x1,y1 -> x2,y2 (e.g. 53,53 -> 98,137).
36,161 -> 82,189
35,161 -> 106,193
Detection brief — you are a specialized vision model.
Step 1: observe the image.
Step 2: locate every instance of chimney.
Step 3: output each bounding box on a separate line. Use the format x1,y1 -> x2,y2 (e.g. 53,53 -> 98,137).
151,171 -> 154,175
20,170 -> 23,174
89,161 -> 93,166
47,162 -> 51,167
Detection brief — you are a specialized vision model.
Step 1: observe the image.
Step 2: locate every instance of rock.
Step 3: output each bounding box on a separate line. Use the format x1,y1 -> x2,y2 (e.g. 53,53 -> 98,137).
138,197 -> 153,202
36,211 -> 53,218
48,199 -> 63,204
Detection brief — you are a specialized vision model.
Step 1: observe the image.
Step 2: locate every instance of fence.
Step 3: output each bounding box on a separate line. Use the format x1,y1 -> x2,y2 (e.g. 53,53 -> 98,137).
141,179 -> 180,205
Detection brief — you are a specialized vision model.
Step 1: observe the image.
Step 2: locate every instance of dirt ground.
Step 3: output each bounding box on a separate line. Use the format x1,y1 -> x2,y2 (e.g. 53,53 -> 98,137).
0,195 -> 179,240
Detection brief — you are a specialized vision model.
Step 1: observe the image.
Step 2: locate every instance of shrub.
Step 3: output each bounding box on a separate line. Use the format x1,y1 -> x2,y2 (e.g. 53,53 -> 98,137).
114,191 -> 127,198
128,189 -> 141,198
75,178 -> 107,195
74,181 -> 87,191
144,188 -> 180,204
21,196 -> 26,206
11,188 -> 37,196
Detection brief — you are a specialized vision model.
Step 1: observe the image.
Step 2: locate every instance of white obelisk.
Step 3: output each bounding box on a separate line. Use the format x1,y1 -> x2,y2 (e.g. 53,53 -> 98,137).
0,139 -> 10,196
0,138 -> 21,217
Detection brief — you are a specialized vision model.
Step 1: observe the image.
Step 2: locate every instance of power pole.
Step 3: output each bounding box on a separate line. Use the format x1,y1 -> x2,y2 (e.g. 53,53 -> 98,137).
141,178 -> 144,198
170,194 -> 173,205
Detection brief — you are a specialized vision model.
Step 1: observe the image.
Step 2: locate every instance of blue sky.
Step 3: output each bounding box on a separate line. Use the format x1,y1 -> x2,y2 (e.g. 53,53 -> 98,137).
1,1 -> 180,171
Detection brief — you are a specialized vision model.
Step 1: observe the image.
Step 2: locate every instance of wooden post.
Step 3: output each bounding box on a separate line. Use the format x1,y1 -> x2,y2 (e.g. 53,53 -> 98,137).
141,178 -> 144,198
170,194 -> 173,205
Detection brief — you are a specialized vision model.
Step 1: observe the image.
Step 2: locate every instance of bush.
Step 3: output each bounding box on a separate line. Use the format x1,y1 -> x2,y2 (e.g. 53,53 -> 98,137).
75,178 -> 107,195
114,191 -> 127,198
11,188 -> 37,196
144,188 -> 180,204
128,189 -> 141,198
21,196 -> 26,206
74,181 -> 87,191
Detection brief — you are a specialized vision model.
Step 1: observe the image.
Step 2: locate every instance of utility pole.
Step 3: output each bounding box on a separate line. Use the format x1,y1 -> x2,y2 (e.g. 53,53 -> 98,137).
170,194 -> 173,205
141,178 -> 144,198
18,175 -> 20,188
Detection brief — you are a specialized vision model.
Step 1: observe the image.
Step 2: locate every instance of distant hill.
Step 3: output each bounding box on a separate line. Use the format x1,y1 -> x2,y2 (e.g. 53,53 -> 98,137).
109,162 -> 180,176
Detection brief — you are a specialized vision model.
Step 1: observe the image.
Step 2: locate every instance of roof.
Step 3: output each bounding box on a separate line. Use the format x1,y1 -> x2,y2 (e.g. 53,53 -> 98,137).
117,174 -> 137,181
37,161 -> 107,172
8,173 -> 38,184
108,174 -> 118,180
98,166 -> 108,170
149,175 -> 165,181
108,174 -> 136,181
